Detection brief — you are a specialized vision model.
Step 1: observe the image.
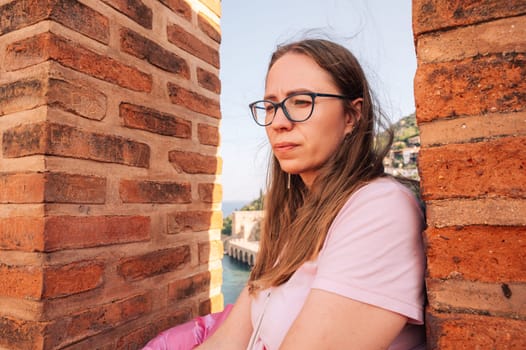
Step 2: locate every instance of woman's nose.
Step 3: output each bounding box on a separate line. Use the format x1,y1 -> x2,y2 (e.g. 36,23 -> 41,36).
269,106 -> 293,130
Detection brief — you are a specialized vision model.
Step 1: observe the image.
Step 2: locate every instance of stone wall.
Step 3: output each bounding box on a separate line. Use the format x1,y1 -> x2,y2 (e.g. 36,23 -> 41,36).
232,210 -> 264,241
0,0 -> 223,348
413,1 -> 526,348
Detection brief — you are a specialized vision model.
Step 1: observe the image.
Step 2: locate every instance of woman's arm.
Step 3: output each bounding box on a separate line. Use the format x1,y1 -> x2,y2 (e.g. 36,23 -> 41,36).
280,288 -> 406,350
196,286 -> 253,349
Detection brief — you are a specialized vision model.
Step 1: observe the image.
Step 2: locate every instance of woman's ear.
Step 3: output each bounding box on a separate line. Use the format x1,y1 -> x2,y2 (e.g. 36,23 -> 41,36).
344,98 -> 363,134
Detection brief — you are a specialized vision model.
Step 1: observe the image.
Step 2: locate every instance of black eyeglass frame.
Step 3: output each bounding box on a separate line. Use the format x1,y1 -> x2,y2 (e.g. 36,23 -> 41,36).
248,92 -> 350,126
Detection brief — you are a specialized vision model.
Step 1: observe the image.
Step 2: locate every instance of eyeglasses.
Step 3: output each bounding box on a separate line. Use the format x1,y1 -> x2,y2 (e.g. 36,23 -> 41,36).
249,92 -> 349,126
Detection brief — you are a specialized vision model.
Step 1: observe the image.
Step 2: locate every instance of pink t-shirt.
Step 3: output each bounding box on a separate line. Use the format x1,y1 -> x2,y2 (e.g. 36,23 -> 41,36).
250,177 -> 426,350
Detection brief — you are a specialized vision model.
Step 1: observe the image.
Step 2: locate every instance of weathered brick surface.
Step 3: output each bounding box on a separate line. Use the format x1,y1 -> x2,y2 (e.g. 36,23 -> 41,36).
117,246 -> 190,281
43,261 -> 104,298
198,183 -> 222,203
119,180 -> 192,203
0,216 -> 45,251
158,0 -> 192,21
120,28 -> 190,77
120,103 -> 191,138
167,23 -> 220,68
101,0 -> 152,29
115,308 -> 192,350
427,279 -> 525,319
413,0 -> 526,35
0,263 -> 42,299
0,79 -> 45,116
417,16 -> 526,63
0,173 -> 45,203
0,0 -> 109,43
3,122 -> 150,168
168,150 -> 221,174
418,112 -> 526,146
197,67 -> 221,93
5,32 -> 152,92
44,172 -> 106,203
46,293 -> 151,348
48,78 -> 107,121
0,317 -> 45,350
198,240 -> 223,264
168,270 -> 213,301
45,216 -> 150,251
198,123 -> 220,146
167,210 -> 222,233
426,198 -> 526,227
415,53 -> 526,123
419,137 -> 526,200
198,11 -> 221,43
426,312 -> 526,350
426,226 -> 526,282
167,83 -> 221,118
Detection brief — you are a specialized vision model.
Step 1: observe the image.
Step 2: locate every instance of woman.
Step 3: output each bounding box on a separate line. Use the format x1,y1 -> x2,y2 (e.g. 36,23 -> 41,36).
145,38 -> 426,350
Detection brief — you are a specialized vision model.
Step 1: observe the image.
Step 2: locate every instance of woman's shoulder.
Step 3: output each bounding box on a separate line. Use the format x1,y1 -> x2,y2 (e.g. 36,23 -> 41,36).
350,176 -> 420,206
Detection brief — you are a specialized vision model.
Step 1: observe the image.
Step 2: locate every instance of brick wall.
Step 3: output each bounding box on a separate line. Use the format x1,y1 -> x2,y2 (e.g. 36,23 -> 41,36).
413,1 -> 526,349
0,0 -> 223,349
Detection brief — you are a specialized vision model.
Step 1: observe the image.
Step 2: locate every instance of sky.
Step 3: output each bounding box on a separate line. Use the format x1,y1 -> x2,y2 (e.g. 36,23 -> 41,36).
218,0 -> 416,202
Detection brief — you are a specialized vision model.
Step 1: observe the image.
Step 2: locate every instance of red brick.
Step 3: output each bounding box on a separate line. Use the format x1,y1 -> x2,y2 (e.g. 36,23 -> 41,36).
158,0 -> 191,21
0,173 -> 45,203
419,137 -> 526,200
44,172 -> 106,203
101,0 -> 152,29
167,23 -> 220,68
0,79 -> 45,116
168,271 -> 213,301
0,0 -> 109,43
120,103 -> 191,138
0,216 -> 45,251
198,240 -> 223,264
197,67 -> 221,93
2,122 -> 150,168
167,210 -> 222,234
418,112 -> 526,147
197,123 -> 220,146
168,150 -> 221,174
117,246 -> 190,281
46,293 -> 151,348
426,226 -> 526,282
417,16 -> 526,64
427,278 -> 525,319
198,11 -> 221,43
426,311 -> 526,350
43,261 -> 104,298
426,198 -> 526,227
5,32 -> 152,92
0,317 -> 45,350
119,180 -> 191,203
120,28 -> 189,78
415,53 -> 526,123
167,83 -> 221,119
45,216 -> 150,251
413,0 -> 526,36
198,183 -> 222,203
0,263 -> 43,299
48,78 -> 107,121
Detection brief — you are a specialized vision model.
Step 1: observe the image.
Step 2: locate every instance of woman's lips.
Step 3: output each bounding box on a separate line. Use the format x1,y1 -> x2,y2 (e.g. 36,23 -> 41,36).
273,142 -> 298,153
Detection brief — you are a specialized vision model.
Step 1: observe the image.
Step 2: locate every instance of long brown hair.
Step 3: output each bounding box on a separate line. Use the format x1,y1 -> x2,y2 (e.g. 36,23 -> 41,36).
248,39 -> 393,294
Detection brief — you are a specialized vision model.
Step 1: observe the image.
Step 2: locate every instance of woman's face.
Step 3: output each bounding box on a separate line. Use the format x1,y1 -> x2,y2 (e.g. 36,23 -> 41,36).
265,52 -> 355,187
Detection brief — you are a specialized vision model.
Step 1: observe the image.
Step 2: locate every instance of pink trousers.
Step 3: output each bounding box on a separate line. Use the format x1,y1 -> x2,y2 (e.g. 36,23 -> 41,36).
142,304 -> 233,350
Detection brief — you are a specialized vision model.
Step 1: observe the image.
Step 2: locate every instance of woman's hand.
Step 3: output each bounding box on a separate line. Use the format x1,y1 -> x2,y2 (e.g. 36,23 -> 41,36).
280,288 -> 407,350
